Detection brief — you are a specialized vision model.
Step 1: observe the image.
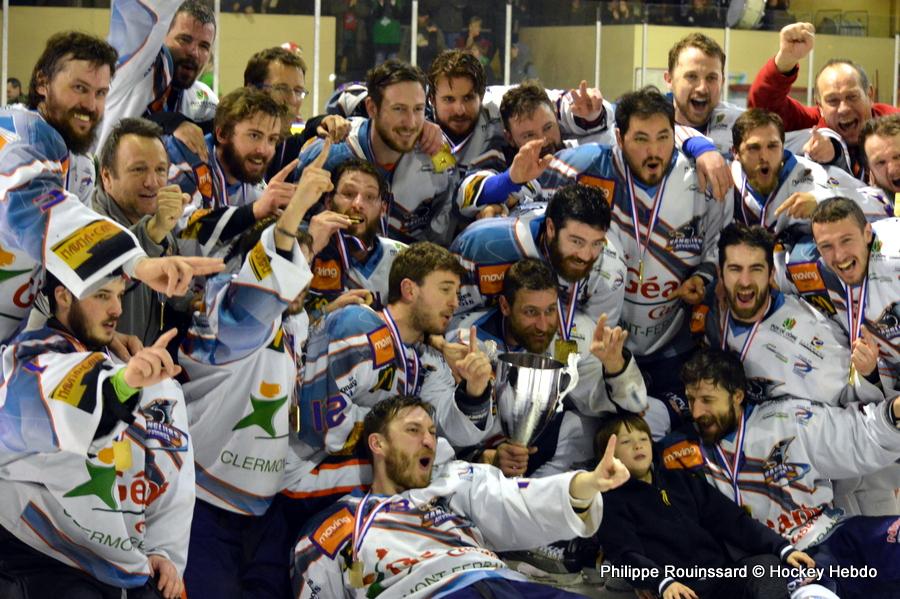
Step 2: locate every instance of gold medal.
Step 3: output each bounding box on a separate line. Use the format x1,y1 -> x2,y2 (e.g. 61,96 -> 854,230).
113,439 -> 132,471
348,560 -> 364,588
894,192 -> 900,217
289,404 -> 301,433
638,259 -> 644,283
431,145 -> 456,174
554,339 -> 578,363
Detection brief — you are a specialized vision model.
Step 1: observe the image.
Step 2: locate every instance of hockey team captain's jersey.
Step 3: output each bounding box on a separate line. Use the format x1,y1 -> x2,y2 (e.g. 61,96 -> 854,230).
0,327 -> 194,587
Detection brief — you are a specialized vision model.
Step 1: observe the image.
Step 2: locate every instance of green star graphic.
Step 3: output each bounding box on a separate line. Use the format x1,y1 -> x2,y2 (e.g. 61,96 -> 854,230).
63,460 -> 117,509
232,395 -> 288,437
0,269 -> 30,284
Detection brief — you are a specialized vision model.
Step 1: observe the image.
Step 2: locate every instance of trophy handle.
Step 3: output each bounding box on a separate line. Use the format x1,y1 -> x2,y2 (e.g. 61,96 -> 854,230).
555,353 -> 581,410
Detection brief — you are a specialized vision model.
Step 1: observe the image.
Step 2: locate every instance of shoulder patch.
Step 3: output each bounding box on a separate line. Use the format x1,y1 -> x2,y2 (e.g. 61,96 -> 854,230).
195,164 -> 213,199
311,258 -> 342,292
477,263 -> 512,296
786,262 -> 825,293
661,439 -> 704,470
52,352 -> 106,411
248,241 -> 272,281
310,506 -> 354,559
368,325 -> 395,369
576,174 -> 615,204
51,220 -> 122,270
690,304 -> 709,334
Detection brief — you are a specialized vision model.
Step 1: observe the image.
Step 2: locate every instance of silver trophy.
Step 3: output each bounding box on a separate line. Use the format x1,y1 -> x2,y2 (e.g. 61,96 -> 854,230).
494,352 -> 580,446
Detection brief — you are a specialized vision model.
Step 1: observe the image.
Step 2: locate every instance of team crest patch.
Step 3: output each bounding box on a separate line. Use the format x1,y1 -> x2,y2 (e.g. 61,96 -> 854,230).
368,326 -> 395,369
763,438 -> 809,486
577,174 -> 615,204
872,302 -> 900,339
477,263 -> 512,296
311,507 -> 354,558
662,440 -> 703,469
666,217 -> 703,253
141,399 -> 189,451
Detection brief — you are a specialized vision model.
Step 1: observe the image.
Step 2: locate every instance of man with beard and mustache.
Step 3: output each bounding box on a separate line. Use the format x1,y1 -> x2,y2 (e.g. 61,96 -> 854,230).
281,243 -> 496,556
304,159 -> 407,322
174,138 -> 327,598
537,89 -> 730,426
660,349 -> 900,599
450,183 -> 625,329
859,114 -> 900,209
292,395 -> 630,599
0,31 -> 224,345
748,22 -> 900,181
791,198 -> 900,397
99,0 -> 218,153
697,223 -> 899,516
295,60 -> 456,244
0,271 -> 193,599
448,258 -> 645,479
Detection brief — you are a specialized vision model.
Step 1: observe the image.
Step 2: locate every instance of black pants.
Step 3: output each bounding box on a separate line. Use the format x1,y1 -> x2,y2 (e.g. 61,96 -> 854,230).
0,525 -> 164,599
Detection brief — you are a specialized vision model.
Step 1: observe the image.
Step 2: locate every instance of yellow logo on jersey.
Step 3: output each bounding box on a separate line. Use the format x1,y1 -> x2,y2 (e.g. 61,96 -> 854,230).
51,220 -> 121,269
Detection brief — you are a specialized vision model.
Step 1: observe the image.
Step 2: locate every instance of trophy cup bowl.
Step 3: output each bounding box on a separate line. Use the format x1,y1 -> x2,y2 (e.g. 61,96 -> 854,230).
494,351 -> 580,447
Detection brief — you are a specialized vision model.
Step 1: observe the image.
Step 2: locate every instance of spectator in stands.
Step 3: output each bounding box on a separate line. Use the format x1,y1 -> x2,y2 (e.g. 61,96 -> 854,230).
292,394 -> 629,598
5,77 -> 22,104
0,273 -> 192,599
399,9 -> 446,69
748,22 -> 900,180
595,413 -> 817,599
660,349 -> 900,598
94,117 -> 192,346
860,113 -> 900,201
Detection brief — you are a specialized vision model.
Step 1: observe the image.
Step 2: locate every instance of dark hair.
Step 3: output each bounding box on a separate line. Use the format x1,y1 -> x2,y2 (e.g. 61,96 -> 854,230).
215,86 -> 289,139
501,258 -> 556,306
427,49 -> 486,101
545,183 -> 611,233
361,395 -> 434,460
593,414 -> 651,463
99,117 -> 165,176
500,80 -> 553,132
717,222 -> 775,272
42,271 -> 65,315
859,113 -> 900,169
28,32 -> 118,109
6,77 -> 21,89
810,197 -> 867,231
171,0 -> 216,32
330,158 -> 389,201
244,47 -> 307,88
732,109 -> 785,150
387,242 -> 466,305
667,32 -> 726,75
681,348 -> 746,396
615,86 -> 675,136
366,60 -> 428,109
815,59 -> 870,101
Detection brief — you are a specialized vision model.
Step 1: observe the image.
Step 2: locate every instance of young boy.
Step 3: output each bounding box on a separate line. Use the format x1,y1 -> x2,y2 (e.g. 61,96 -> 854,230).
593,414 -> 820,599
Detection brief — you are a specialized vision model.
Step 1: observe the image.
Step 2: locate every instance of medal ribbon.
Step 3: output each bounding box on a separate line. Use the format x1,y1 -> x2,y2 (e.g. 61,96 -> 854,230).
707,410 -> 747,506
381,307 -> 421,396
720,295 -> 770,362
351,493 -> 394,568
625,163 -> 669,278
738,172 -> 778,229
335,231 -> 372,290
208,150 -> 229,209
555,280 -> 582,341
843,277 -> 868,348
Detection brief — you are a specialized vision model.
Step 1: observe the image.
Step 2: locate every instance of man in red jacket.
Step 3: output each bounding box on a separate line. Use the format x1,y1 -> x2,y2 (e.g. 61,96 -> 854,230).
748,22 -> 899,180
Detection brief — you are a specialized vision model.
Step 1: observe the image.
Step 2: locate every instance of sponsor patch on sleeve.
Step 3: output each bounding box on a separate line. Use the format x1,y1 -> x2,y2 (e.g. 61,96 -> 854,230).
248,241 -> 273,281
310,507 -> 354,558
195,164 -> 213,200
661,439 -> 704,470
311,258 -> 342,292
368,325 -> 395,369
576,175 -> 615,204
690,305 -> 709,334
786,262 -> 826,293
477,263 -> 512,296
51,353 -> 106,412
51,220 -> 124,270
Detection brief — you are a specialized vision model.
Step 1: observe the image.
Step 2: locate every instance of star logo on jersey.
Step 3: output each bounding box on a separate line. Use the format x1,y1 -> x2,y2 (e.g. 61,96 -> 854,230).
763,438 -> 810,486
232,382 -> 288,437
63,460 -> 117,509
873,302 -> 900,339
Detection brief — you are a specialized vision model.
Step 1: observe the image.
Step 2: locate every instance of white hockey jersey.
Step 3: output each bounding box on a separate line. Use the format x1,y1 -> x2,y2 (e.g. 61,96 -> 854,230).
0,328 -> 194,587
292,462 -> 603,598
660,398 -> 900,550
178,226 -> 312,515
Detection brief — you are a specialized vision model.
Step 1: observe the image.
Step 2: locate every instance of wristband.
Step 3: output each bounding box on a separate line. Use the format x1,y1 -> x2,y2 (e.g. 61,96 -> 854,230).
111,369 -> 139,403
275,225 -> 299,238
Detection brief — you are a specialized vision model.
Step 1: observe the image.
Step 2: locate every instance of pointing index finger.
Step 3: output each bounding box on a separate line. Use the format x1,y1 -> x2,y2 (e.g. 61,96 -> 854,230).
153,327 -> 178,349
311,138 -> 332,170
469,326 -> 478,354
272,158 -> 299,183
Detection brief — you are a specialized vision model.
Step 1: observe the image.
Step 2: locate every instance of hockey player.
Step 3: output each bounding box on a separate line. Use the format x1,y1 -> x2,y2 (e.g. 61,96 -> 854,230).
792,198 -> 900,393
660,349 -> 900,599
0,31 -> 223,343
538,88 -> 731,407
305,159 -> 406,322
99,0 -> 218,152
747,22 -> 900,180
292,394 -> 630,598
176,138 -> 325,597
296,60 -> 455,244
450,183 -> 626,327
860,114 -> 900,205
447,258 -> 646,477
700,223 -> 899,515
0,274 -> 193,599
